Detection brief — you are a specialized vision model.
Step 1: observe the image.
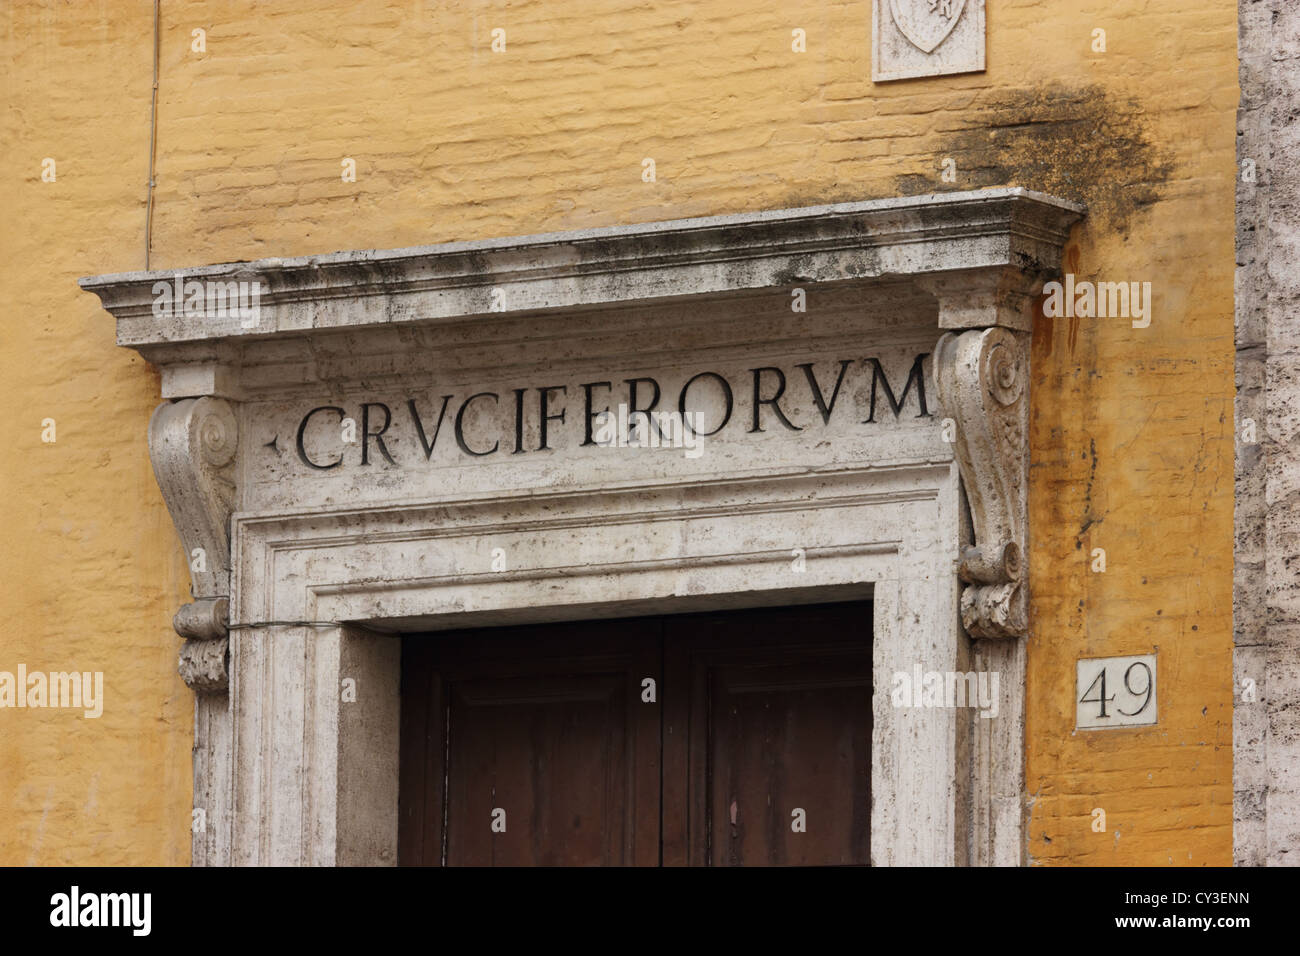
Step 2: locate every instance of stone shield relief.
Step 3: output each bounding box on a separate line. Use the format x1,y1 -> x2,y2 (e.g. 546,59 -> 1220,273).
873,0 -> 986,82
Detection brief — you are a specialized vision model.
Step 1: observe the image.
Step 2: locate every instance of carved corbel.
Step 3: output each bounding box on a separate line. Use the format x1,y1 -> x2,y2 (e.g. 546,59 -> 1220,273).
934,326 -> 1029,639
147,397 -> 238,692
919,260 -> 1042,641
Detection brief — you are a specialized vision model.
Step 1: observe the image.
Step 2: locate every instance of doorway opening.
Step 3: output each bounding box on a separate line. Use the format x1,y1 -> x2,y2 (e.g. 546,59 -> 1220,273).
398,600 -> 872,866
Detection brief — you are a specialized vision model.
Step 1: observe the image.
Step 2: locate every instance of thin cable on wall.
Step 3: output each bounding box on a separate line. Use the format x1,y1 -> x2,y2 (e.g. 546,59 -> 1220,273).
144,0 -> 160,269
227,621 -> 351,630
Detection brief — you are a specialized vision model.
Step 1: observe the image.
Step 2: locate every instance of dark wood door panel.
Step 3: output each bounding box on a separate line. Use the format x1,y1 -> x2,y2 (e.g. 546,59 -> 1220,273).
398,637 -> 444,866
663,602 -> 873,867
705,660 -> 872,865
400,601 -> 873,867
399,618 -> 660,866
445,672 -> 627,866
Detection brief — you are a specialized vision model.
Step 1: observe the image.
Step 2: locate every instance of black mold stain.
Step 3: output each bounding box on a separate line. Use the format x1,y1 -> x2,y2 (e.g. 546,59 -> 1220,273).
1078,437 -> 1103,538
892,82 -> 1176,238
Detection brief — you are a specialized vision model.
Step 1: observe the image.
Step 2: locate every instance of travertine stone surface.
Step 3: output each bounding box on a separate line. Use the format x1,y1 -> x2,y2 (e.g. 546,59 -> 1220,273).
147,398 -> 238,693
934,327 -> 1029,639
1235,0 -> 1300,867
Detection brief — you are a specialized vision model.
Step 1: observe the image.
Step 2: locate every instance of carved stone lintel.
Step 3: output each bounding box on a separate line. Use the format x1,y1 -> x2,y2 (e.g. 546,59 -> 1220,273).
934,327 -> 1030,639
148,397 -> 238,692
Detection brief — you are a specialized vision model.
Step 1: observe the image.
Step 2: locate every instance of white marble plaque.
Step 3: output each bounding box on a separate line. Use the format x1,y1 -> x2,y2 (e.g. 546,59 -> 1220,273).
1076,655 -> 1158,730
872,0 -> 986,83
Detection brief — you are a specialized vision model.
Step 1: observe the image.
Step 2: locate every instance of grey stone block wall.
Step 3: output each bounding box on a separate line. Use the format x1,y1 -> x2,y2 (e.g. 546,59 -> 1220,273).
1236,0 -> 1300,866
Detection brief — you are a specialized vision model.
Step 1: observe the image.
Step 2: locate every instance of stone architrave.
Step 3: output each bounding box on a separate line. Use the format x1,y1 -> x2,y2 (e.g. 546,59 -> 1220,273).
873,0 -> 986,82
82,187 -> 1083,866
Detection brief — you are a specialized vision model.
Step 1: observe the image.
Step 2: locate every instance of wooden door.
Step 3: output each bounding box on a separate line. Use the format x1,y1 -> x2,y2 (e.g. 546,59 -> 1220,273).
662,603 -> 873,866
398,602 -> 872,866
398,618 -> 661,866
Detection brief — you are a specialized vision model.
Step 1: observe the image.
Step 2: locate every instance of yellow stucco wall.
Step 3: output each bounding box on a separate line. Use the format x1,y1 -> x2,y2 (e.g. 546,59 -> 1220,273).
0,0 -> 1235,864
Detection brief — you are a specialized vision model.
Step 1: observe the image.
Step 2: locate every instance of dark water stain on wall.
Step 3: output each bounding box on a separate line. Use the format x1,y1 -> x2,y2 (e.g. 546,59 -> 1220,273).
893,82 -> 1176,239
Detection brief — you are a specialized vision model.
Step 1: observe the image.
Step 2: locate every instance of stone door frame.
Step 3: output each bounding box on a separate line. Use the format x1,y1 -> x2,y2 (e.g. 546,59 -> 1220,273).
81,188 -> 1084,866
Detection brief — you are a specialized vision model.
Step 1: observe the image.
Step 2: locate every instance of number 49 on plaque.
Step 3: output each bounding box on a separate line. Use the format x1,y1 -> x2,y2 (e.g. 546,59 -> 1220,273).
1076,655 -> 1157,730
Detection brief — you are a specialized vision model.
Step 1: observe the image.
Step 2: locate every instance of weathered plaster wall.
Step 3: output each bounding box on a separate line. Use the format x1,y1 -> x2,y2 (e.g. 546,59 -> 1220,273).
1235,0 -> 1300,866
0,3 -> 193,865
1,0 -> 1236,864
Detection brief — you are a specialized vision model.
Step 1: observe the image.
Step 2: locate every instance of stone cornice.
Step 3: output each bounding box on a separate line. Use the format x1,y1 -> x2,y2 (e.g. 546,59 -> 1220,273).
80,188 -> 1083,361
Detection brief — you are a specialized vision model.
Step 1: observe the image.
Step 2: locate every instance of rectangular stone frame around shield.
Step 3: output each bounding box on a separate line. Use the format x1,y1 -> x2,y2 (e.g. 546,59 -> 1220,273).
873,0 -> 986,83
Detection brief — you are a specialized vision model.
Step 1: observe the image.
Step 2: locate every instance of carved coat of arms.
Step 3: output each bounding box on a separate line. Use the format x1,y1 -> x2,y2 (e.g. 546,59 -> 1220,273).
889,0 -> 967,54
